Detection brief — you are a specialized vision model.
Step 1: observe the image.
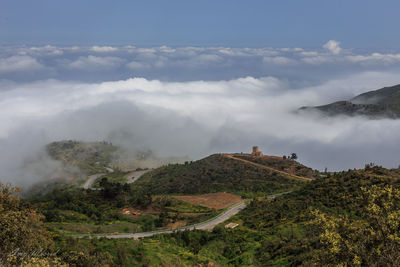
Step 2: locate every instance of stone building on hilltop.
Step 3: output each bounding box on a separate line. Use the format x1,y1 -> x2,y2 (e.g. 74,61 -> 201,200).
252,146 -> 263,157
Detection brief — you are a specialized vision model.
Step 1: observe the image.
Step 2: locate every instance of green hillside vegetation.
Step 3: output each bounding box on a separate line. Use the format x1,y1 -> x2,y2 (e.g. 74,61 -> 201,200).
27,165 -> 400,266
300,84 -> 400,118
25,180 -> 218,237
103,165 -> 400,266
134,154 -> 306,197
6,144 -> 400,266
46,140 -> 118,175
233,154 -> 320,179
92,169 -> 131,187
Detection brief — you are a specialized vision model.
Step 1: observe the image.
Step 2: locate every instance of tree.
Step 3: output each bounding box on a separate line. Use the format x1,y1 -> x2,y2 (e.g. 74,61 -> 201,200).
290,153 -> 298,160
0,182 -> 57,265
310,185 -> 400,266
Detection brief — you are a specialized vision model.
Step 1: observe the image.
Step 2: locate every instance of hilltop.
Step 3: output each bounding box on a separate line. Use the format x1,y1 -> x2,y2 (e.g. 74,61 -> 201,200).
134,153 -> 315,197
300,84 -> 400,118
46,140 -> 118,175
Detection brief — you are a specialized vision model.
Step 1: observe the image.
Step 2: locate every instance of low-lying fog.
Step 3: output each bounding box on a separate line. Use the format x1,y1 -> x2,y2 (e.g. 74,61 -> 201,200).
1,42 -> 400,186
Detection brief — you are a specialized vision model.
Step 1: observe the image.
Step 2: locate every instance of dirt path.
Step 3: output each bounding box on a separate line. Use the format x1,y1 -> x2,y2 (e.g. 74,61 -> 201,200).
222,154 -> 313,182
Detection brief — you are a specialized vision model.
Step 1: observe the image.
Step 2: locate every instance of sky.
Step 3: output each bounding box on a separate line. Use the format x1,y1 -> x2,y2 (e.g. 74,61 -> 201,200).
1,0 -> 400,48
1,1 -> 400,186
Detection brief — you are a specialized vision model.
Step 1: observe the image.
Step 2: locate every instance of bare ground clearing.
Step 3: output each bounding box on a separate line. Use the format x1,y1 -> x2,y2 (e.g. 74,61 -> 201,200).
172,192 -> 242,210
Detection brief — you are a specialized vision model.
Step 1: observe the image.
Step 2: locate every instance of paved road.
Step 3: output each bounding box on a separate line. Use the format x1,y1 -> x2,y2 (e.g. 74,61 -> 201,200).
77,162 -> 293,239
77,190 -> 291,239
83,173 -> 105,189
77,201 -> 247,239
222,154 -> 313,182
82,168 -> 145,190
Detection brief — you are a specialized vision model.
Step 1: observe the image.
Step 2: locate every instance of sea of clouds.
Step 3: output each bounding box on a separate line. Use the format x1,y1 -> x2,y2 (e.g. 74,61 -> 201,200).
1,40 -> 400,185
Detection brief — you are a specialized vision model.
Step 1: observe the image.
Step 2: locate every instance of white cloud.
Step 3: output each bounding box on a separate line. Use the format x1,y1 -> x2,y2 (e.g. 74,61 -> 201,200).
5,45 -> 400,186
1,72 -> 400,183
196,54 -> 223,63
263,56 -> 296,65
4,45 -> 400,82
158,46 -> 176,53
29,45 -> 63,56
91,46 -> 119,53
346,53 -> 400,65
323,40 -> 342,54
126,61 -> 150,70
300,51 -> 319,57
301,55 -> 335,65
0,55 -> 44,74
68,55 -> 124,70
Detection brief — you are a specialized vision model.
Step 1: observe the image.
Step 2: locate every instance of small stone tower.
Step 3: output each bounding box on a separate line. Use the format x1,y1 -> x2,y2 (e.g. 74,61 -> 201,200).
252,146 -> 263,157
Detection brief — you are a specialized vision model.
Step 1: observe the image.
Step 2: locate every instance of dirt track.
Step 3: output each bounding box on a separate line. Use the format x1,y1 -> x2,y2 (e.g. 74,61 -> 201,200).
222,154 -> 313,182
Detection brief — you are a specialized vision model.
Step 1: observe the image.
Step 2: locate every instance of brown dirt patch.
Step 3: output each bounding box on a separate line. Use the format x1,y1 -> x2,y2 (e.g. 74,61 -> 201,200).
167,221 -> 187,229
173,192 -> 242,210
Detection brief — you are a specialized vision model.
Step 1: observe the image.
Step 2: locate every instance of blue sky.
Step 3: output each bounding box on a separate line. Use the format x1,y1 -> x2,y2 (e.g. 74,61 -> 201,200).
1,0 -> 399,48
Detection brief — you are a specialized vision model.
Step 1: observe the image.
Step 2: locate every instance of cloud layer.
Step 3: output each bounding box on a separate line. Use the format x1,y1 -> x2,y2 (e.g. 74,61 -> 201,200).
1,42 -> 400,185
2,42 -> 400,82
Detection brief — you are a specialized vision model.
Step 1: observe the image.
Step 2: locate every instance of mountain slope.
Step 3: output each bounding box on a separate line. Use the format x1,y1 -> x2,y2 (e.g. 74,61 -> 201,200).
46,140 -> 117,175
59,165 -> 400,266
227,154 -> 318,180
134,154 -> 310,196
300,84 -> 400,118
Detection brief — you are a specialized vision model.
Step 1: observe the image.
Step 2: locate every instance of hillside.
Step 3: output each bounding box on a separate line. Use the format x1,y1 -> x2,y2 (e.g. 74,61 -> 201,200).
300,84 -> 400,118
129,165 -> 400,266
28,164 -> 400,266
8,149 -> 400,266
231,154 -> 319,179
134,154 -> 308,197
46,140 -> 118,175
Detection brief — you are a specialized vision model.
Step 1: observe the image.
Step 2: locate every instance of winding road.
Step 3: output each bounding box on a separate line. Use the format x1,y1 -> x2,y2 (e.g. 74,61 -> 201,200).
83,173 -> 105,189
78,161 -> 294,239
75,191 -> 292,239
82,201 -> 247,239
82,169 -> 148,190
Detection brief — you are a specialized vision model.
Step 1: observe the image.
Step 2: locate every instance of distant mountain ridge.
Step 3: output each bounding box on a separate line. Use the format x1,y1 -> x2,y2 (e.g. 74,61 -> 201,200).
300,84 -> 400,118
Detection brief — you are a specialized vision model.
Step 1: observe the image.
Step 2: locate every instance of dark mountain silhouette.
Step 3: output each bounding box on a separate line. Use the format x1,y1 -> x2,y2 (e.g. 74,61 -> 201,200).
300,84 -> 400,118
